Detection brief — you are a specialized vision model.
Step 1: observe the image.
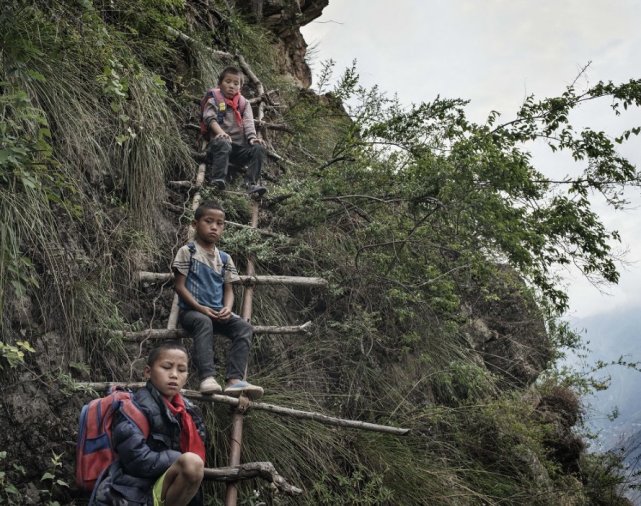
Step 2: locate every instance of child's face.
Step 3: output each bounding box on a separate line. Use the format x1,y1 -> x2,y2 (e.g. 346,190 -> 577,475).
220,72 -> 242,98
144,348 -> 189,399
193,208 -> 225,245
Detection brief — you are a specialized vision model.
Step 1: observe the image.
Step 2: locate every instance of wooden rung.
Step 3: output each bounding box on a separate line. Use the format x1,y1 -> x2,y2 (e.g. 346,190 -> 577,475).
169,180 -> 199,189
102,322 -> 313,341
77,382 -> 410,436
204,462 -> 302,495
137,272 -> 328,287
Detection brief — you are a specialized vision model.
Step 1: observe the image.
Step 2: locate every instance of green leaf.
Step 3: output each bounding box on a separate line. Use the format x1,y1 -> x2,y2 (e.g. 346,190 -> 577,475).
26,70 -> 46,82
17,341 -> 35,353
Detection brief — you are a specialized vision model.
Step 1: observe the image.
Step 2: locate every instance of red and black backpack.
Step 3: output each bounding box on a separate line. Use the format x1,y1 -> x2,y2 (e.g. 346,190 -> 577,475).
75,387 -> 150,492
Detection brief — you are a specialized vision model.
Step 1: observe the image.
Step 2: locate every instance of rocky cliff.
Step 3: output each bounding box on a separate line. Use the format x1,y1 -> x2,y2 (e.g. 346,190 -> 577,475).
0,1 -> 633,504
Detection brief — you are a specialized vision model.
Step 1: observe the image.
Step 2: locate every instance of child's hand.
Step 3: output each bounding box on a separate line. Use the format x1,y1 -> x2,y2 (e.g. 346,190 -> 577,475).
216,307 -> 232,321
215,132 -> 232,142
249,137 -> 265,146
199,306 -> 219,319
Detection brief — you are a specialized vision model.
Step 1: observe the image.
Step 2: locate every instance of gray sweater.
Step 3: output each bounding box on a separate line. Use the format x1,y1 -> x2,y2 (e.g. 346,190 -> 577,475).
202,91 -> 257,144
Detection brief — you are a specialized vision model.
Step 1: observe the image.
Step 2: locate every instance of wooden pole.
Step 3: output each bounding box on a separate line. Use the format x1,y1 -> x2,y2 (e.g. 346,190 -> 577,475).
101,321 -> 313,341
166,161 -> 207,330
137,272 -> 328,287
225,200 -> 260,506
204,462 -> 302,495
76,382 -> 411,436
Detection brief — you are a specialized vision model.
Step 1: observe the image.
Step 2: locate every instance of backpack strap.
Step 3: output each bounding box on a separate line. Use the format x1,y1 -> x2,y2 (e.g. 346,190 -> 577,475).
210,88 -> 226,125
219,250 -> 229,278
118,397 -> 150,438
211,89 -> 247,125
187,241 -> 228,277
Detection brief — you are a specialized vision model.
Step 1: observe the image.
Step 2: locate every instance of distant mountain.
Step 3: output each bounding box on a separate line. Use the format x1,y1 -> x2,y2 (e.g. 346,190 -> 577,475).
569,306 -> 641,502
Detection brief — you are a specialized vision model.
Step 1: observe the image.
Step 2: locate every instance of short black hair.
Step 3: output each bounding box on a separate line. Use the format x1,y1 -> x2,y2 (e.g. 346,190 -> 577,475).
147,342 -> 189,367
194,200 -> 225,221
218,66 -> 244,86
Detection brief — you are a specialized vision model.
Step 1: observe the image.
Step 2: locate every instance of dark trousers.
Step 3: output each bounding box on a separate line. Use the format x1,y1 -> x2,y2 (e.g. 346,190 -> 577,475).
179,310 -> 253,381
205,138 -> 265,184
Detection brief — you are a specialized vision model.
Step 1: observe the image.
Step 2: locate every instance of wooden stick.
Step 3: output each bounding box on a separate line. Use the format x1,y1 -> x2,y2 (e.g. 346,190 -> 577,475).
204,462 -> 302,495
227,200 -> 260,506
101,322 -> 313,340
166,26 -> 232,60
166,162 -> 207,329
255,120 -> 294,133
164,201 -> 185,214
169,180 -> 200,189
77,383 -> 410,436
137,272 -> 328,287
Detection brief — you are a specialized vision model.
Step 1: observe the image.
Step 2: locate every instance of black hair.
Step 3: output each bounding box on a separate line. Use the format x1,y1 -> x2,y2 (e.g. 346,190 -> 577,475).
147,341 -> 189,366
194,200 -> 225,221
217,66 -> 244,86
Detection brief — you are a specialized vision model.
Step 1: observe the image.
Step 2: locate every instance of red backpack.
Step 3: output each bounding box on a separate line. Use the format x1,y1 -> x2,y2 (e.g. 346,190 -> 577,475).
199,87 -> 247,137
75,387 -> 150,491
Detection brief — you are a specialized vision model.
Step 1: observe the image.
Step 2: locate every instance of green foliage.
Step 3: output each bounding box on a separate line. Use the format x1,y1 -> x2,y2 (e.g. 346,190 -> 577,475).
310,466 -> 393,505
298,63 -> 641,315
0,83 -> 64,318
1,1 -> 639,504
0,340 -> 35,369
0,450 -> 68,505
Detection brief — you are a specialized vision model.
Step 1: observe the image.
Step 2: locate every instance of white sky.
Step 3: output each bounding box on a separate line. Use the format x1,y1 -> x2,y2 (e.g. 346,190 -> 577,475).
302,0 -> 641,319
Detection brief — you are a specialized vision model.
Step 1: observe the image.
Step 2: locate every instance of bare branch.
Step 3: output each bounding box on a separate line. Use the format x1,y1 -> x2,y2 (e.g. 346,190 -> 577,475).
204,462 -> 302,495
76,383 -> 411,435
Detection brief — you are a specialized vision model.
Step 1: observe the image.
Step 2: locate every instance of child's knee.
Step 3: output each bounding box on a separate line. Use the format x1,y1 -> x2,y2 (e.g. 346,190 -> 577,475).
208,138 -> 232,153
176,452 -> 204,484
189,311 -> 214,331
250,144 -> 265,157
237,319 -> 253,341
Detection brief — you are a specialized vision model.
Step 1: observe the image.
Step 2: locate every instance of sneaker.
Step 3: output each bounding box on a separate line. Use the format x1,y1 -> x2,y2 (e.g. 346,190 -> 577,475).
224,380 -> 264,399
244,182 -> 267,196
199,377 -> 222,394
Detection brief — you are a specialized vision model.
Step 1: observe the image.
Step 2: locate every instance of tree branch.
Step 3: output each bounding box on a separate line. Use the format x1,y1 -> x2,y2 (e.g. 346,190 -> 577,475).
204,462 -> 302,495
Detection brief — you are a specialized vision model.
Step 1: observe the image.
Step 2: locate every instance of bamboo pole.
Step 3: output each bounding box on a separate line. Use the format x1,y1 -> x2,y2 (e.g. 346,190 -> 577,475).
166,161 -> 208,330
76,382 -> 411,436
137,272 -> 328,287
226,200 -> 260,506
101,321 -> 313,341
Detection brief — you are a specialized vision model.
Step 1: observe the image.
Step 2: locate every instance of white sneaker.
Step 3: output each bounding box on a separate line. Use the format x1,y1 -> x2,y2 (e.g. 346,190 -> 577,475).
224,380 -> 264,399
199,377 -> 222,394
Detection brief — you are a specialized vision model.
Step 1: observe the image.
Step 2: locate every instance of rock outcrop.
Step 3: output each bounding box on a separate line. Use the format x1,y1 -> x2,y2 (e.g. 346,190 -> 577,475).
233,0 -> 329,87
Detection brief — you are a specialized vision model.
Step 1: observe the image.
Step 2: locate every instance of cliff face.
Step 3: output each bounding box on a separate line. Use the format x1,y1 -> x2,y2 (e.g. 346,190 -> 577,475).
233,0 -> 329,87
0,1 -> 632,505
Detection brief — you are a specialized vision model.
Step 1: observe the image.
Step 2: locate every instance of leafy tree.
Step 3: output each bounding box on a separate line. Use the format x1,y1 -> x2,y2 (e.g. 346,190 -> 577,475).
304,61 -> 641,315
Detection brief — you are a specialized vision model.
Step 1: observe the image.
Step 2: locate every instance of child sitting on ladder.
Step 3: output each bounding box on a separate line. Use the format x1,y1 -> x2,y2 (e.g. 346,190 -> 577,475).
202,65 -> 267,196
172,200 -> 264,397
91,342 -> 206,506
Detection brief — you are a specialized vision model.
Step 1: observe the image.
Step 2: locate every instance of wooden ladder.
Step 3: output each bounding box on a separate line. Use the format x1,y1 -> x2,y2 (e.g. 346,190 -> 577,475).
78,51 -> 409,505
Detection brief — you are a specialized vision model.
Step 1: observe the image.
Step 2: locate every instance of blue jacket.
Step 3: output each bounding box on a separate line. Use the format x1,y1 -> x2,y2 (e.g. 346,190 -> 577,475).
91,382 -> 206,505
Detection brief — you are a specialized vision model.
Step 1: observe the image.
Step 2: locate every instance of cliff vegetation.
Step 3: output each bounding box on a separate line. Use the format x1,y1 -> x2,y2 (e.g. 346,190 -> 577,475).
1,0 -> 641,504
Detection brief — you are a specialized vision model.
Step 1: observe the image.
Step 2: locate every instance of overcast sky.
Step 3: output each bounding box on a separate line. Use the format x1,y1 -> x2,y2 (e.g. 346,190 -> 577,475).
302,0 -> 641,320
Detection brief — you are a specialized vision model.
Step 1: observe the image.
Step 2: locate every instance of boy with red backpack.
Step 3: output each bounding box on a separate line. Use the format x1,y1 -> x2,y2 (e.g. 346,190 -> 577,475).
89,342 -> 206,506
201,66 -> 267,195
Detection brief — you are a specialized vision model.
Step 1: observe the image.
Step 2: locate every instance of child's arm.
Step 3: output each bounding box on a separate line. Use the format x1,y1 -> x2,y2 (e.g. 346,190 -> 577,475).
112,415 -> 181,478
241,98 -> 264,146
203,98 -> 231,141
209,120 -> 231,141
216,282 -> 234,321
174,272 -> 219,319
